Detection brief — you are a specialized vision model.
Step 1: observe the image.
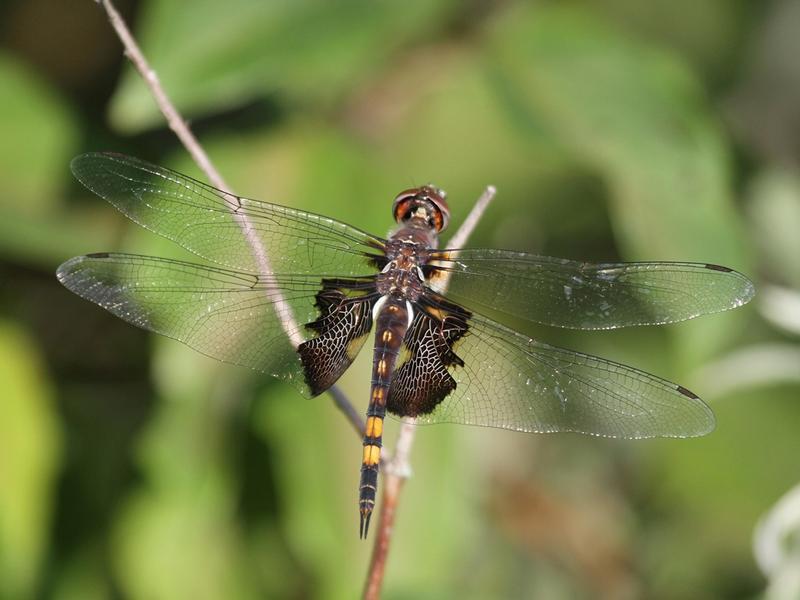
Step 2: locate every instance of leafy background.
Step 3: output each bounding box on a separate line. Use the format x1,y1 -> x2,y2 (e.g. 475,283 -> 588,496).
1,0 -> 799,598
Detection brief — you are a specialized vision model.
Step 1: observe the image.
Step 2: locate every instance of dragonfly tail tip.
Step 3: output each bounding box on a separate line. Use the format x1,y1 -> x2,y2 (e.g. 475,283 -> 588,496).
359,509 -> 373,539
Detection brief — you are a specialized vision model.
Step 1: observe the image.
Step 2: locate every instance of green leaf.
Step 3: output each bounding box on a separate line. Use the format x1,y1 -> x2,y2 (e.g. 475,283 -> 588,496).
747,167 -> 800,288
112,342 -> 259,600
109,0 -> 453,132
488,6 -> 753,362
489,6 -> 749,267
0,53 -> 77,211
0,53 -> 84,268
0,322 -> 61,599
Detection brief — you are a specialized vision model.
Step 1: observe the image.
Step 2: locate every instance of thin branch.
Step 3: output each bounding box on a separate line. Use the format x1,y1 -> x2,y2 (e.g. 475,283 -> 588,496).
445,185 -> 497,251
97,0 -> 228,191
363,185 -> 497,600
95,0 -> 364,435
327,385 -> 365,436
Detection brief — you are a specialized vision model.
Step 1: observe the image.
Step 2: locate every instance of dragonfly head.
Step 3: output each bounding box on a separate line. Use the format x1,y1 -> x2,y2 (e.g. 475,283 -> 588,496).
392,185 -> 450,232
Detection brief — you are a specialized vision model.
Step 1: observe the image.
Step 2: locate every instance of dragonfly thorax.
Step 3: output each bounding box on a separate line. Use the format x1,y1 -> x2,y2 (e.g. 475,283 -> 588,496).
375,260 -> 425,302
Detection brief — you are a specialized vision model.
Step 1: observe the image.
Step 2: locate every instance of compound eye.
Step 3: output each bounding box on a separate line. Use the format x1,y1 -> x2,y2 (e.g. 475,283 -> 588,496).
420,186 -> 450,232
392,188 -> 421,224
391,185 -> 450,231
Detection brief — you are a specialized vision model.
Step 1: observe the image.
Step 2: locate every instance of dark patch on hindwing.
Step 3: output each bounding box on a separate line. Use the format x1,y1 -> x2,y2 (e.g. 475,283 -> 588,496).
386,295 -> 470,417
298,279 -> 375,396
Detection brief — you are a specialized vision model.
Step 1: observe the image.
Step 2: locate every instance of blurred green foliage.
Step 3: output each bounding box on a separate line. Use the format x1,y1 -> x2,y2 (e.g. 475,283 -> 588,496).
1,1 -> 798,599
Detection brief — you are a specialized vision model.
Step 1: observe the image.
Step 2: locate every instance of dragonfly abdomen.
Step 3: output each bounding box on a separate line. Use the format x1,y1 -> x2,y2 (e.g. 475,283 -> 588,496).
359,295 -> 412,538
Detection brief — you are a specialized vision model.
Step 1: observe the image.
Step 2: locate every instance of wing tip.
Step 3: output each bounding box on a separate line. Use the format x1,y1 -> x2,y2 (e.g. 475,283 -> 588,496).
71,152 -> 113,194
739,277 -> 757,306
56,253 -> 118,289
702,263 -> 757,308
55,255 -> 85,283
71,152 -> 153,198
70,151 -> 113,176
673,386 -> 716,438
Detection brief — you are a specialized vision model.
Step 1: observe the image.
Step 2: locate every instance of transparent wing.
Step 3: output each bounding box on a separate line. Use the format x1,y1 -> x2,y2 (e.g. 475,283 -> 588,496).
56,253 -> 376,397
427,249 -> 755,330
413,311 -> 714,438
70,153 -> 385,277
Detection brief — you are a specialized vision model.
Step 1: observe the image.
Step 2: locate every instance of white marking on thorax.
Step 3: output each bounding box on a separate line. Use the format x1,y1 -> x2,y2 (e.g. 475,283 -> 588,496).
405,300 -> 414,328
372,295 -> 388,323
372,295 -> 414,330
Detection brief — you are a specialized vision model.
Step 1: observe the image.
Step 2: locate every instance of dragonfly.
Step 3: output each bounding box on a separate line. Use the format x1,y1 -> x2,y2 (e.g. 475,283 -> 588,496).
57,153 -> 755,538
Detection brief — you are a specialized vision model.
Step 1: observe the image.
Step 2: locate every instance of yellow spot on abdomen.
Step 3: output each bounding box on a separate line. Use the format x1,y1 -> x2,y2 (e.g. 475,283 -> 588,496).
377,359 -> 387,375
365,416 -> 383,438
362,444 -> 381,466
382,330 -> 393,343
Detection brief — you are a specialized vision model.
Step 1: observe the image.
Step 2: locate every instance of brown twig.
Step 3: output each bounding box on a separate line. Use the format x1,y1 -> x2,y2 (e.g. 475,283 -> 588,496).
445,186 -> 497,251
96,0 -> 229,192
95,0 -> 363,434
363,185 -> 497,600
327,384 -> 365,436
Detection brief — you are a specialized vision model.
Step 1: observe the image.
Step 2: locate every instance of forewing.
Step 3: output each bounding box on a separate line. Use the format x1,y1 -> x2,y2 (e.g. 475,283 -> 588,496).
56,253 -> 376,397
70,153 -> 385,277
410,310 -> 714,438
427,249 -> 755,330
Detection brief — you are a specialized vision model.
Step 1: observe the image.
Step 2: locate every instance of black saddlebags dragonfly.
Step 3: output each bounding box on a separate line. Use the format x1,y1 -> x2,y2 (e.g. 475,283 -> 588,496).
57,153 -> 755,537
